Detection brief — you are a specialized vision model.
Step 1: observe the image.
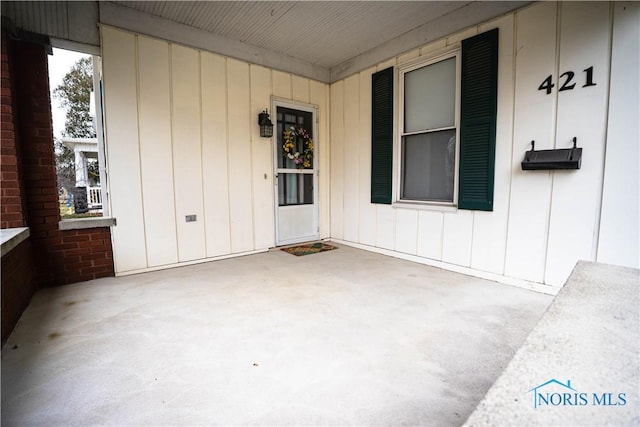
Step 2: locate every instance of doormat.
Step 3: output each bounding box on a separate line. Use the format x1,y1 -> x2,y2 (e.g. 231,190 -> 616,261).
281,242 -> 338,256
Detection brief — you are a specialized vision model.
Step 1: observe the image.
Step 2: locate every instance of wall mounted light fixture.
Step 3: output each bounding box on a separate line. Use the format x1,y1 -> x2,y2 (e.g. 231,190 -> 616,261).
258,109 -> 273,138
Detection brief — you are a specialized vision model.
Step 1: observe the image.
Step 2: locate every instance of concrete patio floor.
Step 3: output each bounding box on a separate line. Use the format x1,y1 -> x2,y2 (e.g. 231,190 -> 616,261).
1,244 -> 552,426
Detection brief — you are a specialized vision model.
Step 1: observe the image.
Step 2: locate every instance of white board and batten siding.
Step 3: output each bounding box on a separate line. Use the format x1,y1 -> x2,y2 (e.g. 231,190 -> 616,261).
101,28 -> 146,273
101,26 -> 329,275
597,1 -> 640,269
137,36 -> 178,267
330,1 -> 639,289
101,1 -> 638,283
505,1 -> 557,284
544,2 -> 612,286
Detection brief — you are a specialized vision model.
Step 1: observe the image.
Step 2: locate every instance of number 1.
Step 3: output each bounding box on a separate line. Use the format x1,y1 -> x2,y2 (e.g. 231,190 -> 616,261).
583,66 -> 596,87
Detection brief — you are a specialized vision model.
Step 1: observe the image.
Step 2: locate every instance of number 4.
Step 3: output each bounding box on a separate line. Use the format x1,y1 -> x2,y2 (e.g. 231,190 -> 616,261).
538,75 -> 554,95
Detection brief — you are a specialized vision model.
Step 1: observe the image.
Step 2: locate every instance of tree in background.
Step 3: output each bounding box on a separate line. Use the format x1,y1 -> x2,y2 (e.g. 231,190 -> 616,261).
53,138 -> 76,193
53,56 -> 96,195
54,57 -> 95,138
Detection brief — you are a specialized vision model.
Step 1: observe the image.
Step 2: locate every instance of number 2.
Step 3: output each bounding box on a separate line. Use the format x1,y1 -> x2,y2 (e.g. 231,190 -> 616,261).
559,71 -> 576,92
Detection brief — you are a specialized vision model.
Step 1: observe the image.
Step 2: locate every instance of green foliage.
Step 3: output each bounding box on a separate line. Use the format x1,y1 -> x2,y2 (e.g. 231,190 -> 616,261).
53,56 -> 96,139
54,137 -> 76,192
87,159 -> 100,183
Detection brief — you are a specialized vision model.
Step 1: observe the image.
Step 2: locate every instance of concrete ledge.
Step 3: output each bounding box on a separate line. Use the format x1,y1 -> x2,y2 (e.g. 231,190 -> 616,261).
464,261 -> 640,426
0,227 -> 30,257
58,217 -> 116,231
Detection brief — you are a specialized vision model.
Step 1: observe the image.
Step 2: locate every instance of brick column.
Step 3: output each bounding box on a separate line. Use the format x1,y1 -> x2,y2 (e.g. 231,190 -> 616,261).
1,31 -> 26,228
7,34 -> 114,287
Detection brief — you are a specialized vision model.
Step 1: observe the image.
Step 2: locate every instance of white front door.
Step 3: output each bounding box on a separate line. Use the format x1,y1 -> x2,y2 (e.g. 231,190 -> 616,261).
274,103 -> 319,246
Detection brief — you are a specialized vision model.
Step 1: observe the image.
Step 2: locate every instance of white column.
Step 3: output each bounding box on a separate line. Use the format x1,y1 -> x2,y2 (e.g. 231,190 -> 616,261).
74,149 -> 88,187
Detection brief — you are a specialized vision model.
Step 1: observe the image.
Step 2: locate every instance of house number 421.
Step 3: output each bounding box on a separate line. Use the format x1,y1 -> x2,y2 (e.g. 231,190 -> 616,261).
538,66 -> 596,94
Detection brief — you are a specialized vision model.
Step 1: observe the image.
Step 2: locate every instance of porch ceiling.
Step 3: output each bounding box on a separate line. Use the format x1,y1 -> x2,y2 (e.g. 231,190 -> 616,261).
108,1 -> 530,82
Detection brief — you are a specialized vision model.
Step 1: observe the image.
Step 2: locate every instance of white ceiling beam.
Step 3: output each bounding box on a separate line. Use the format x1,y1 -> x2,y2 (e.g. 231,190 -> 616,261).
331,1 -> 531,82
98,1 -> 331,83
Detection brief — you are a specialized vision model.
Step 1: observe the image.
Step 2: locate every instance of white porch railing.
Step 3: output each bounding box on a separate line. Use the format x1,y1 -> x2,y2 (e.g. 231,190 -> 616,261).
88,186 -> 102,208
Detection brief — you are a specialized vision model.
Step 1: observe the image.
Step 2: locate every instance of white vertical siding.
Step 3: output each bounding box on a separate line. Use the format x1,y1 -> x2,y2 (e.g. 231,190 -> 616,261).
598,1 -> 640,269
395,209 -> 418,255
342,75 -> 360,243
330,81 -> 345,240
272,71 -> 292,99
137,36 -> 178,267
226,59 -> 253,254
201,52 -> 232,258
504,1 -> 558,283
171,45 -> 207,262
310,80 -> 331,239
442,211 -> 473,267
544,2 -> 612,286
102,1 -> 634,283
291,75 -> 310,103
416,211 -> 444,260
101,27 -> 147,273
102,27 -> 329,274
250,65 -> 276,250
330,1 -> 630,288
376,206 -> 396,251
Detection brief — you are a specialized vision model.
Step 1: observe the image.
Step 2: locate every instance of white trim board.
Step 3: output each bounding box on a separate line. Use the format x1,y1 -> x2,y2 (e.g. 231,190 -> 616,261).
98,2 -> 528,84
98,3 -> 330,83
330,238 -> 561,296
330,1 -> 531,82
114,248 -> 269,277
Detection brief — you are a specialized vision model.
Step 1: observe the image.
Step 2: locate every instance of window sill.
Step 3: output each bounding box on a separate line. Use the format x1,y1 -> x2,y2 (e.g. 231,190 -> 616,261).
1,227 -> 30,257
58,217 -> 116,231
392,201 -> 458,213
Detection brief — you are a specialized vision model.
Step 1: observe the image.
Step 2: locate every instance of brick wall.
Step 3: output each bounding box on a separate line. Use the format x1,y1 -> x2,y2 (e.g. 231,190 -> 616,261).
1,238 -> 35,345
38,227 -> 114,287
1,31 -> 26,228
7,33 -> 115,287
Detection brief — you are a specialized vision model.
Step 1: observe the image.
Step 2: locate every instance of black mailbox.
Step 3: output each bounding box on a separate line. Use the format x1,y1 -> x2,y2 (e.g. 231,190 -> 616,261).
521,137 -> 582,170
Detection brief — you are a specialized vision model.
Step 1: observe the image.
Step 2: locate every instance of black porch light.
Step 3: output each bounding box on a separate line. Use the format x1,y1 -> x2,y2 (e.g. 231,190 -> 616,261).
258,109 -> 274,138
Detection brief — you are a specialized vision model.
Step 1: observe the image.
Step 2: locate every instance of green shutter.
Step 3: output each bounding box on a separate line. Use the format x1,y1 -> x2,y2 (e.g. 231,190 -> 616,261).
371,67 -> 394,204
459,28 -> 498,211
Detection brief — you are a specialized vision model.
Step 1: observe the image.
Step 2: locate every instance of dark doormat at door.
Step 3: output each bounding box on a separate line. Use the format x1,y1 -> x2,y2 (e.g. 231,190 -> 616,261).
281,242 -> 338,256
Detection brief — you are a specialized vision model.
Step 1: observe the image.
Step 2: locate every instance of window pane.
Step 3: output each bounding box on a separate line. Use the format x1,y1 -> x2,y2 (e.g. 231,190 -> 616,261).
401,130 -> 456,202
278,173 -> 313,206
277,107 -> 313,170
404,57 -> 456,133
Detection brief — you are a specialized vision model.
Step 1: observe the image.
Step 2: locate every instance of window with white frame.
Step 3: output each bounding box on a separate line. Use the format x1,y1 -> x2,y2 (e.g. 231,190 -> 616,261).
399,52 -> 459,204
371,29 -> 498,211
